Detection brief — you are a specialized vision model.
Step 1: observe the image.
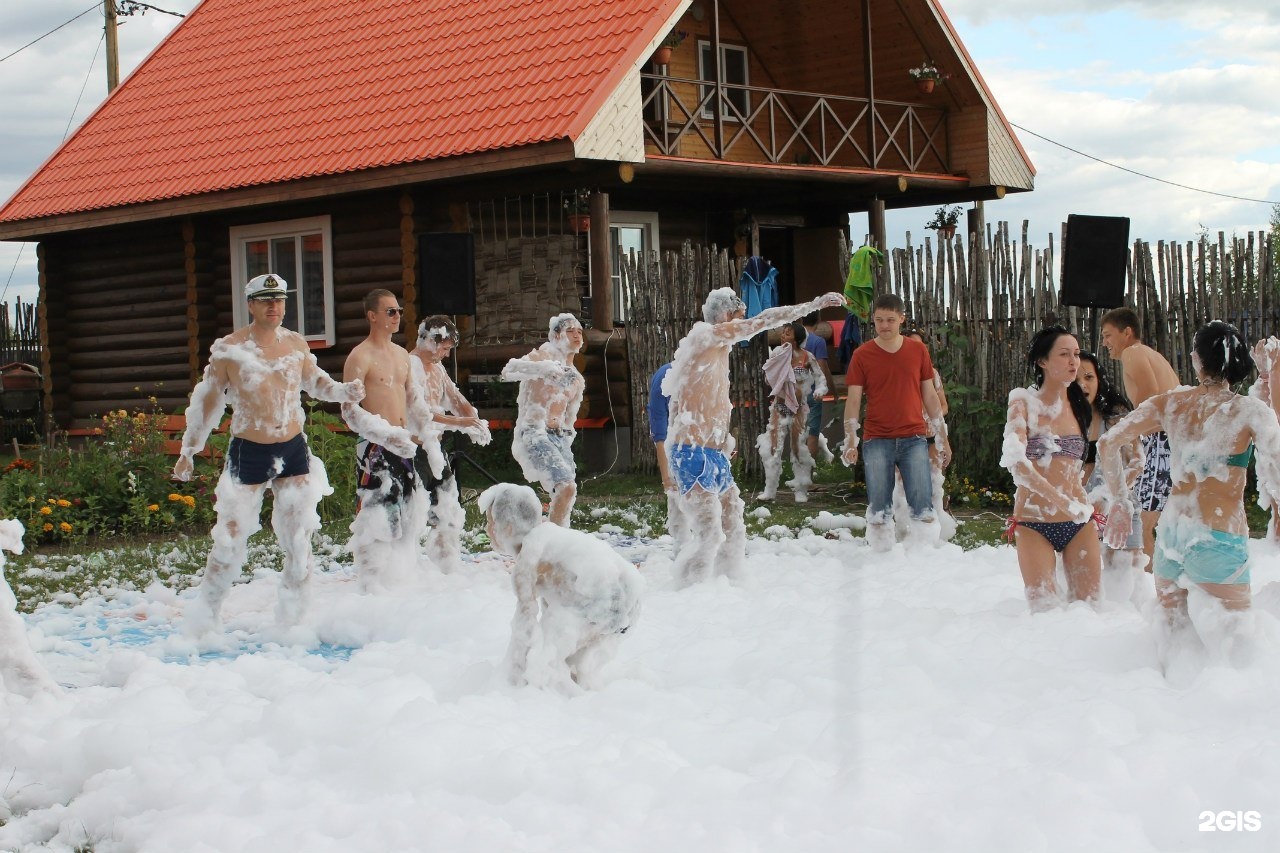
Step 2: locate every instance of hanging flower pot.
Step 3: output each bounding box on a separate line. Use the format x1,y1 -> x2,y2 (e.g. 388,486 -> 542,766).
652,46 -> 673,66
568,213 -> 591,234
916,78 -> 936,95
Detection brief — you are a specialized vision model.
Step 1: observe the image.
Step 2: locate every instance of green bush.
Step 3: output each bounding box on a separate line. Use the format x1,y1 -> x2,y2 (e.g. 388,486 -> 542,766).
302,403 -> 358,525
0,407 -> 217,546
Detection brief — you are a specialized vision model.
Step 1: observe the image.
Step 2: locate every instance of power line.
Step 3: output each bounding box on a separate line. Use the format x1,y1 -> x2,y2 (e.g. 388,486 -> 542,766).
0,1 -> 100,64
1011,121 -> 1280,206
64,30 -> 106,141
118,2 -> 186,17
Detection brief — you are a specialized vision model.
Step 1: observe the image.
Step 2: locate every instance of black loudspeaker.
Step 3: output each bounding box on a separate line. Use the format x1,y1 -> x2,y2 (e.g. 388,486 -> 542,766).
1060,214 -> 1130,308
418,232 -> 477,315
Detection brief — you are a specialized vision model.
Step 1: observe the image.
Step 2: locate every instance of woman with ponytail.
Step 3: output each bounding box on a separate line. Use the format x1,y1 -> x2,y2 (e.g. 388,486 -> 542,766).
1099,321 -> 1280,669
1001,326 -> 1101,611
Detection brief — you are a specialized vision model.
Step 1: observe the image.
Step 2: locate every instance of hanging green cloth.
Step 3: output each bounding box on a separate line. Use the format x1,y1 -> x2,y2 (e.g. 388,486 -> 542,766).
844,245 -> 883,319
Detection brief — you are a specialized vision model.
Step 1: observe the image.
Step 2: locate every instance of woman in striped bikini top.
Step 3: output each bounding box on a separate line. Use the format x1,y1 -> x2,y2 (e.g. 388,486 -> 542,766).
1024,433 -> 1087,461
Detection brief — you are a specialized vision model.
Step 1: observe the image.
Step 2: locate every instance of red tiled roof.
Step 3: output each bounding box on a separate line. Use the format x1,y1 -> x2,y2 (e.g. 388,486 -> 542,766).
0,0 -> 684,225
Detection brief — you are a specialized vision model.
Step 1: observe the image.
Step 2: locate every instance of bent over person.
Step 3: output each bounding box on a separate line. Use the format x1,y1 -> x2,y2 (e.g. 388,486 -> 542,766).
174,273 -> 364,633
501,314 -> 586,527
665,287 -> 846,586
480,483 -> 643,694
342,289 -> 434,590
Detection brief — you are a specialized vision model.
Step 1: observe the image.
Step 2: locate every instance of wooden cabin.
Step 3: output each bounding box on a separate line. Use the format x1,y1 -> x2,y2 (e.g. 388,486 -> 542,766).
0,0 -> 1033,470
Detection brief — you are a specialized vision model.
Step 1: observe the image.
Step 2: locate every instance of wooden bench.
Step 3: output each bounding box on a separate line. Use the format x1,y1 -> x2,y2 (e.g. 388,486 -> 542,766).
67,413 -> 224,459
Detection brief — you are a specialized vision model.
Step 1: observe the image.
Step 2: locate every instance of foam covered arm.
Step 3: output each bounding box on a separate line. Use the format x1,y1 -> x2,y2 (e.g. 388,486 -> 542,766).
500,355 -> 565,383
175,365 -> 228,477
340,402 -> 417,458
302,353 -> 364,403
503,556 -> 540,685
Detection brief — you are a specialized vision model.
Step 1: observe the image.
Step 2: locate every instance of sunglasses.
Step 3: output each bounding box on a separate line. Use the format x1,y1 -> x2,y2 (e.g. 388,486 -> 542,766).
383,307 -> 404,317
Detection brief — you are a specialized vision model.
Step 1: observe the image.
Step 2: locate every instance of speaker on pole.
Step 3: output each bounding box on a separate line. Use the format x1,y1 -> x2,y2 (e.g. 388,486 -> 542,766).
1060,214 -> 1130,308
418,232 -> 477,315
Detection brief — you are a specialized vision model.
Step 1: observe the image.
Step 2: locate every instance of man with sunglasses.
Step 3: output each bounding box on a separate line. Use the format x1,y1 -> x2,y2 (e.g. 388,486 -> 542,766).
174,273 -> 365,634
408,315 -> 492,572
342,289 -> 433,590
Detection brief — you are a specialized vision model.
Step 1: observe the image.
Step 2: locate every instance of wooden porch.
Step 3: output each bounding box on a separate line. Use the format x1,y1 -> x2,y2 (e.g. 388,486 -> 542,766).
641,73 -> 949,174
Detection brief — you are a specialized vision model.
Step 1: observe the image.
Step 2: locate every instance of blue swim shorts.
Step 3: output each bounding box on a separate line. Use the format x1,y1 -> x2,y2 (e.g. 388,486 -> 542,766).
1154,524 -> 1250,585
805,393 -> 823,437
669,444 -> 735,495
227,433 -> 310,486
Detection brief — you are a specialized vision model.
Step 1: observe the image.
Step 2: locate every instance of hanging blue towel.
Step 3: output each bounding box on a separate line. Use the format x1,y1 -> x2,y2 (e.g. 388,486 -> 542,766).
738,257 -> 778,347
739,257 -> 778,317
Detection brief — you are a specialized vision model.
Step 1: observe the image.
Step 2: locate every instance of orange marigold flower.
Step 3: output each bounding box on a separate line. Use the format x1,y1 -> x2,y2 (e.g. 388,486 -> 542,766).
59,522 -> 72,533
57,499 -> 72,507
182,495 -> 196,508
42,523 -> 52,532
168,493 -> 182,502
39,506 -> 52,515
147,504 -> 159,512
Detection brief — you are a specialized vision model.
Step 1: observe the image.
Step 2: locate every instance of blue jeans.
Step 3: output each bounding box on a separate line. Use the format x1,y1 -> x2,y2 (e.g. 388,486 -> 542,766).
863,436 -> 932,521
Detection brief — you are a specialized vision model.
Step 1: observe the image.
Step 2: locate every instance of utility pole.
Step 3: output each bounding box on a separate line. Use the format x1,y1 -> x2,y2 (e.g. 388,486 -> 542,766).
104,1 -> 120,93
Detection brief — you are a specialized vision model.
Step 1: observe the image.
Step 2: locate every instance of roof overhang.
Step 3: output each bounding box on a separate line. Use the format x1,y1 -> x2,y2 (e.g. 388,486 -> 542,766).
0,140 -> 578,241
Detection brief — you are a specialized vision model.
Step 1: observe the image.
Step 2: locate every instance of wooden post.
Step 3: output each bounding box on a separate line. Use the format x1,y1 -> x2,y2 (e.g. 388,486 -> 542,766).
105,0 -> 120,93
399,191 -> 418,336
589,192 -> 613,331
711,0 -> 723,157
862,0 -> 876,168
868,199 -> 887,290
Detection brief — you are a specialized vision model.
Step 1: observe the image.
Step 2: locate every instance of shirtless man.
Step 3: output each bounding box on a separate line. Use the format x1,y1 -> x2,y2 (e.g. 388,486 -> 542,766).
175,273 -> 364,633
1100,307 -> 1181,569
408,316 -> 492,572
500,314 -> 585,527
480,482 -> 643,693
342,289 -> 432,590
665,287 -> 846,586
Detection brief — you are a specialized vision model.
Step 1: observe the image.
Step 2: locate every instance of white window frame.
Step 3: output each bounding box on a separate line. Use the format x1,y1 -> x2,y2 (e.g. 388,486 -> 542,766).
229,216 -> 336,346
698,41 -> 750,121
609,211 -> 661,323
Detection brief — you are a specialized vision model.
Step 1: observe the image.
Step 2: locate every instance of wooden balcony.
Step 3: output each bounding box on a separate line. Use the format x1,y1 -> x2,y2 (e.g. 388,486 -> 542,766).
640,73 -> 949,175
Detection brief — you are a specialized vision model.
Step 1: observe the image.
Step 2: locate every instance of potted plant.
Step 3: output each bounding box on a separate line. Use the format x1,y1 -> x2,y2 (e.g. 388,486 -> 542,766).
564,189 -> 591,234
652,29 -> 687,66
908,61 -> 945,94
924,204 -> 962,239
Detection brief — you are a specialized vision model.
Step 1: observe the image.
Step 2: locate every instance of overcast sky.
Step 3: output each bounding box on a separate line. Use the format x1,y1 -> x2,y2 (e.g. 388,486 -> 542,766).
2,0 -> 1278,306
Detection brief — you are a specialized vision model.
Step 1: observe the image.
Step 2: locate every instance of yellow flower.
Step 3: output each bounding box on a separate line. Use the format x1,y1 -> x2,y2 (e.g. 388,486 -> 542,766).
39,506 -> 52,515
147,504 -> 159,512
168,493 -> 182,502
42,523 -> 52,532
117,409 -> 127,418
26,496 -> 34,503
57,499 -> 71,507
182,495 -> 196,508
46,498 -> 56,505
59,522 -> 72,533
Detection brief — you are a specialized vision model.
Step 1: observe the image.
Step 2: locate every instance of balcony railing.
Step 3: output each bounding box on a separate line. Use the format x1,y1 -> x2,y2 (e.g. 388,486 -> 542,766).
640,73 -> 949,174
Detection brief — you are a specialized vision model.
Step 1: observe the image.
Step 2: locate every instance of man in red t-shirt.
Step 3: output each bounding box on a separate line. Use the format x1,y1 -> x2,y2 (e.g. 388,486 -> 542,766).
841,294 -> 951,551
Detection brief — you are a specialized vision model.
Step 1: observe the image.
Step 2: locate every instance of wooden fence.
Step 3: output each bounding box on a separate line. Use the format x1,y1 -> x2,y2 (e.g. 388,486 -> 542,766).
620,244 -> 769,478
846,223 -> 1279,483
1,297 -> 42,442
